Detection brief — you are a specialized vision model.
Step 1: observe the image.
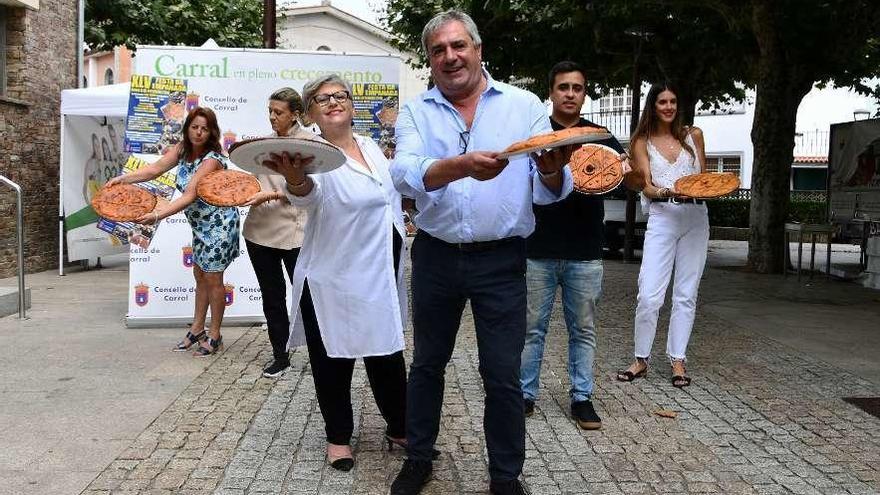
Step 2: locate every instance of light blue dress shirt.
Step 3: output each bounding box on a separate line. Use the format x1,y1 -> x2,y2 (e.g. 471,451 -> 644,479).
390,71 -> 573,244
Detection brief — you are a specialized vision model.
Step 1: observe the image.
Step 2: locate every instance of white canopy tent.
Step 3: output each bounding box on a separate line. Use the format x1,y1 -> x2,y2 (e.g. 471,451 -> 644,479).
58,83 -> 131,274
60,82 -> 130,117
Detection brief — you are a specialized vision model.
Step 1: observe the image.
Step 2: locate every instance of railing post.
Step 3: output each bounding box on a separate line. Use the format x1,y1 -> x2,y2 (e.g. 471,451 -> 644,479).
0,175 -> 26,319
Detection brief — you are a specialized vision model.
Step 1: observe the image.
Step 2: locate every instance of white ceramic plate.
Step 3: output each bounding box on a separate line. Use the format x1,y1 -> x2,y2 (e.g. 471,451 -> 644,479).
229,137 -> 346,176
496,132 -> 613,159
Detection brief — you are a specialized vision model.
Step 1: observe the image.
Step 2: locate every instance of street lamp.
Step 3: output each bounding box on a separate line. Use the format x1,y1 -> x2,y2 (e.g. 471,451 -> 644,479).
622,28 -> 653,263
853,109 -> 870,121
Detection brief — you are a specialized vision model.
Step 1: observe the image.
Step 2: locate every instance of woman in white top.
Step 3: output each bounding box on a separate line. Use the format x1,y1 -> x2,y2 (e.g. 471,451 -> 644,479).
242,88 -> 313,379
616,83 -> 709,388
263,74 -> 409,471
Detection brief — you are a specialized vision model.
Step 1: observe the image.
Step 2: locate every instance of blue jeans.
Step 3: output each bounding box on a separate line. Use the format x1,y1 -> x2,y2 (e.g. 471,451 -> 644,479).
520,258 -> 603,404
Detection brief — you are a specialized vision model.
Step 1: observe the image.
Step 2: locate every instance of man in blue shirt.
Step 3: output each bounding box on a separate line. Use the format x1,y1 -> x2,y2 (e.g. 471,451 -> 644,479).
389,10 -> 574,495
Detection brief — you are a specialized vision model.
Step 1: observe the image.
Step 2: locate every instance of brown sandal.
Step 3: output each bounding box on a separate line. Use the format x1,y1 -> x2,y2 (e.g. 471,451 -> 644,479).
670,360 -> 691,388
616,360 -> 649,382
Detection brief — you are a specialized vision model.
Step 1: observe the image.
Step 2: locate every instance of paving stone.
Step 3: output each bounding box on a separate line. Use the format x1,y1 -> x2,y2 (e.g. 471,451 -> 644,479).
78,262 -> 880,494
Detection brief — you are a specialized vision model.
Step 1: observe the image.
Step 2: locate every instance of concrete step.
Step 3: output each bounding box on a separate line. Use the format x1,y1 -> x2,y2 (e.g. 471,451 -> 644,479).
0,286 -> 31,318
829,263 -> 865,281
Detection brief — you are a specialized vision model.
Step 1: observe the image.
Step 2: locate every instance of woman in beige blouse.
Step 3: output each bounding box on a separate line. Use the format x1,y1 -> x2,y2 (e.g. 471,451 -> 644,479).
243,87 -> 315,378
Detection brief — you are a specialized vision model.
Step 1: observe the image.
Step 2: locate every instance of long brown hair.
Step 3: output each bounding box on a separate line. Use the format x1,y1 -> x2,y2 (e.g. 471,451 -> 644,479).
179,107 -> 223,160
630,82 -> 694,158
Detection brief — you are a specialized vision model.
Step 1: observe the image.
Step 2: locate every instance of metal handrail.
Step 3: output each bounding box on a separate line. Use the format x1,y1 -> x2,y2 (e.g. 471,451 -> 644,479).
0,175 -> 26,319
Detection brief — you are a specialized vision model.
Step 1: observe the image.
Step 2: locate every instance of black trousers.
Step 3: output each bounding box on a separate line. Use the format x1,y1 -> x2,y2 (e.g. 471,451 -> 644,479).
245,240 -> 299,363
300,231 -> 406,445
406,232 -> 527,482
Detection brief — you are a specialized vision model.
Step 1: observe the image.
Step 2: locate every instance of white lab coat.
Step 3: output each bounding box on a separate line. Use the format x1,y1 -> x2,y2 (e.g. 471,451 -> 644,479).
285,134 -> 407,358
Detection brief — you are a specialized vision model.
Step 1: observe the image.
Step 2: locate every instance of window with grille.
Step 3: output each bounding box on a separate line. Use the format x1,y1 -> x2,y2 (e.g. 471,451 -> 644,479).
104,68 -> 114,85
706,155 -> 742,177
599,87 -> 633,113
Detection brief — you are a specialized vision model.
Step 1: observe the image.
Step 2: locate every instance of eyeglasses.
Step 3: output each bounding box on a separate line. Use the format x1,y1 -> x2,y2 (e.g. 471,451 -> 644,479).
459,130 -> 470,155
312,91 -> 351,107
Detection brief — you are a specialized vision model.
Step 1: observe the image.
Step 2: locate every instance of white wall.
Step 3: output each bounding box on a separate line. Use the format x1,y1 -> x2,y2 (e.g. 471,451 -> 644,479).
694,100 -> 756,188
277,11 -> 428,105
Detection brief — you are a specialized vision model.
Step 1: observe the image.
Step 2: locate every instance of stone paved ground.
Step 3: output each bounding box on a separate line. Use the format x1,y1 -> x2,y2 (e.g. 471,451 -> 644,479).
81,260 -> 880,495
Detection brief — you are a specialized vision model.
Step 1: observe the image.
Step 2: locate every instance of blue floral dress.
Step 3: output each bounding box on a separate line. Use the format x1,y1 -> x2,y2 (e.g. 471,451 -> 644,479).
175,151 -> 240,272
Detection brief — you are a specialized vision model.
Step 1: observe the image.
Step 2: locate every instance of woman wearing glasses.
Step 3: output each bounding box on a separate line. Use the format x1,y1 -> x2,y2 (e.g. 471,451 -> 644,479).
263,74 -> 410,472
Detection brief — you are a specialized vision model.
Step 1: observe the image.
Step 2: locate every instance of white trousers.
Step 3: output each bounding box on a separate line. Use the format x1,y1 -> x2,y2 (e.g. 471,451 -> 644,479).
634,201 -> 709,361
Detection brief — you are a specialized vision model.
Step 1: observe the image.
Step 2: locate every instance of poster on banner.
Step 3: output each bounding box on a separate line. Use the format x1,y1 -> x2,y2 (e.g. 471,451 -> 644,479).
126,46 -> 401,325
127,207 -> 281,322
97,155 -> 177,249
124,75 -> 188,155
352,83 -> 399,158
61,116 -> 130,261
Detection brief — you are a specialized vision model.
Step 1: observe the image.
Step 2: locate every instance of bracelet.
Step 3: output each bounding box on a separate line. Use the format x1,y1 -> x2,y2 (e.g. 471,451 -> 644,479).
153,212 -> 160,223
538,169 -> 559,179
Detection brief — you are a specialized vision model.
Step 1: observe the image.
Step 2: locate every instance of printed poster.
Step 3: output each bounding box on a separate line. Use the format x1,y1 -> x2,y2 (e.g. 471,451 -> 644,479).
352,83 -> 399,158
61,116 -> 129,260
124,75 -> 188,155
97,155 -> 177,248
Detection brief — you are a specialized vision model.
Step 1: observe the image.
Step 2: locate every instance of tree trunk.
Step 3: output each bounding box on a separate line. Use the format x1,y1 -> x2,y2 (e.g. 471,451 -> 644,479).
746,1 -> 813,273
667,76 -> 698,125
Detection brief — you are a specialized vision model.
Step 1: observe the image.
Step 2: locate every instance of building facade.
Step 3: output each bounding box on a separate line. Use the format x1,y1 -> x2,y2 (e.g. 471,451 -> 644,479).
84,45 -> 133,88
277,2 -> 427,105
0,1 -> 78,277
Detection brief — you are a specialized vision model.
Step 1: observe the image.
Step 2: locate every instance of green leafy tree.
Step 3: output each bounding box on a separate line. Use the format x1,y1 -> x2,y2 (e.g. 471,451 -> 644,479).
385,0 -> 880,274
383,0 -> 751,122
722,0 -> 880,273
86,0 -> 263,51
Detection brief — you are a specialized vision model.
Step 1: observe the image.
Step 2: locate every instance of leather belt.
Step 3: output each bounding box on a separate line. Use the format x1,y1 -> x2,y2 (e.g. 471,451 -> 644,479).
657,197 -> 705,205
420,232 -> 520,252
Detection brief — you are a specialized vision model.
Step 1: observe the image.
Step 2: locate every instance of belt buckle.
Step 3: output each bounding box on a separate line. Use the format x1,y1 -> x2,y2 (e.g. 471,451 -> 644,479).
670,196 -> 681,205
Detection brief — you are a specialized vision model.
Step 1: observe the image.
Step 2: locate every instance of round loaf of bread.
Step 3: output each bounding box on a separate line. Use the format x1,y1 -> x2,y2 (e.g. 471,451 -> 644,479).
570,144 -> 624,194
674,172 -> 740,198
197,170 -> 261,207
91,184 -> 158,222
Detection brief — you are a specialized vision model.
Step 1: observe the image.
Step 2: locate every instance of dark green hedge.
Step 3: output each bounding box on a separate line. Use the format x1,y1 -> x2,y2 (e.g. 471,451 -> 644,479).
706,199 -> 750,227
788,201 -> 827,224
706,199 -> 827,227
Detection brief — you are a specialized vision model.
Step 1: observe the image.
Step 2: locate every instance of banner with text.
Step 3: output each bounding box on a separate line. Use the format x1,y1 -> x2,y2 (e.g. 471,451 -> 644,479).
126,46 -> 400,324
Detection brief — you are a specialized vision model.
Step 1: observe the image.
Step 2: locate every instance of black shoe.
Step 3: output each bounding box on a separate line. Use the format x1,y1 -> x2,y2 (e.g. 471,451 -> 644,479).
262,359 -> 290,378
524,399 -> 534,417
571,400 -> 602,430
489,479 -> 531,495
390,459 -> 432,495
